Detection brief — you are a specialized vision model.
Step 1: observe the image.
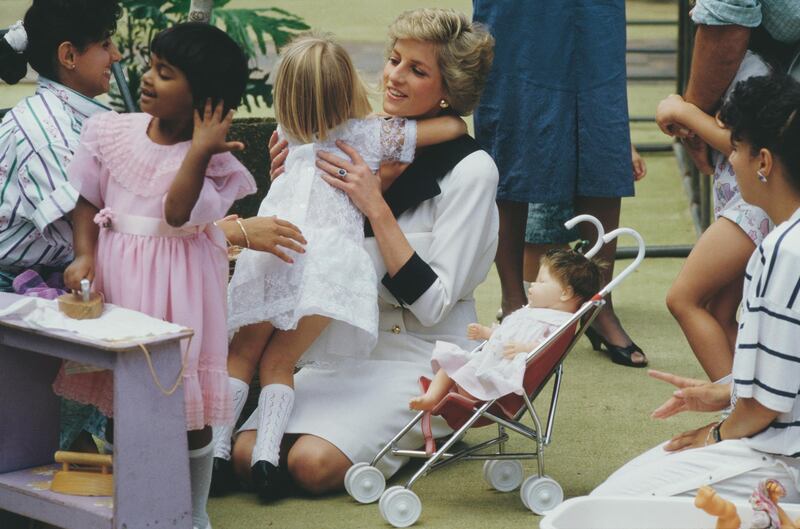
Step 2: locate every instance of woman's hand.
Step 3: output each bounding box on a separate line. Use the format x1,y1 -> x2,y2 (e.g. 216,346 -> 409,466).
268,131 -> 289,182
192,99 -> 244,156
664,422 -> 717,452
239,216 -> 306,262
64,255 -> 95,291
317,140 -> 387,220
631,144 -> 647,181
649,370 -> 731,419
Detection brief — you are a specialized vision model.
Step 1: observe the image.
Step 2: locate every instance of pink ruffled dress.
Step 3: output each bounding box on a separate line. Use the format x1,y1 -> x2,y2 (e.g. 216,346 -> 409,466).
52,112 -> 256,430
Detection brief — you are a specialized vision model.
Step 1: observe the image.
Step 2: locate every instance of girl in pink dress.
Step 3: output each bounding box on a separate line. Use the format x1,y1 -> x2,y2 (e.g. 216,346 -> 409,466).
53,24 -> 255,529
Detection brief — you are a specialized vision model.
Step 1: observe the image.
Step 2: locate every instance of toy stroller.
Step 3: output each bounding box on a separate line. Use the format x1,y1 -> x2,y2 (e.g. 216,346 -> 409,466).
342,216 -> 647,528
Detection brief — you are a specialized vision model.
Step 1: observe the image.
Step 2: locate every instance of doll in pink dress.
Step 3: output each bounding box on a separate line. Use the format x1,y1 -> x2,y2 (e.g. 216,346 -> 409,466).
52,24 -> 255,529
410,249 -> 603,410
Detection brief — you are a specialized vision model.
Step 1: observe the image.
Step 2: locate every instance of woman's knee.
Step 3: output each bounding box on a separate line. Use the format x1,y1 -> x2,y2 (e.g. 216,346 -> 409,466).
287,437 -> 350,495
666,280 -> 694,318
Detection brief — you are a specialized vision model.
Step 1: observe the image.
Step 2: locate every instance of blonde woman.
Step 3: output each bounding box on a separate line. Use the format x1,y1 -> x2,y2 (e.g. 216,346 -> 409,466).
213,32 -> 469,500
226,9 -> 497,499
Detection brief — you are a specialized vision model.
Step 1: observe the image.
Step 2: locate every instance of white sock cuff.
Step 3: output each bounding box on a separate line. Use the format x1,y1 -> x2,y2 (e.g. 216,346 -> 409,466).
230,377 -> 249,393
189,440 -> 214,459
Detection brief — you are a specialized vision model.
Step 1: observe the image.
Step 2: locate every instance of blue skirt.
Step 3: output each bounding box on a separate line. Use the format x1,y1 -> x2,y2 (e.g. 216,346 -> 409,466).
473,0 -> 634,203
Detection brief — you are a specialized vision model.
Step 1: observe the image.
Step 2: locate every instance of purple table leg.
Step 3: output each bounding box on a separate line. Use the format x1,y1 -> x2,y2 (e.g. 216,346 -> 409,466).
0,345 -> 60,473
113,341 -> 192,529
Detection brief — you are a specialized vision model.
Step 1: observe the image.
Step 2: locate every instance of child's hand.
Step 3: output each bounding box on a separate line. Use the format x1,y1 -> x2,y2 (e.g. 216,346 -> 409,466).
64,255 -> 95,292
631,144 -> 647,181
656,94 -> 693,138
192,99 -> 245,156
502,342 -> 529,359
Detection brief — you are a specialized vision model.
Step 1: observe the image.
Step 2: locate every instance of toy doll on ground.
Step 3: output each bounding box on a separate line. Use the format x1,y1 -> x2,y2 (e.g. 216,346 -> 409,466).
212,32 -> 470,500
695,480 -> 800,529
53,24 -> 256,529
410,249 -> 603,410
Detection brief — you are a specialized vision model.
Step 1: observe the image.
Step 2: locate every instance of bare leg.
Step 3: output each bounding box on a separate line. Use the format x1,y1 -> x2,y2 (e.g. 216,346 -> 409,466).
666,218 -> 753,380
706,274 -> 745,354
409,370 -> 455,411
496,200 -> 529,316
227,322 -> 275,383
259,315 -> 331,387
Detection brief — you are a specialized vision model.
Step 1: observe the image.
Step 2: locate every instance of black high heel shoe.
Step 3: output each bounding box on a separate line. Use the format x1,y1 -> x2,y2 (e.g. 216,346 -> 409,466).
584,327 -> 647,368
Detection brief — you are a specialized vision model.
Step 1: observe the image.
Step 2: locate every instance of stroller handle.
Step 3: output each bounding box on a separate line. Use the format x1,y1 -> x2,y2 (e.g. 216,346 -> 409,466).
599,227 -> 646,296
563,215 -> 604,258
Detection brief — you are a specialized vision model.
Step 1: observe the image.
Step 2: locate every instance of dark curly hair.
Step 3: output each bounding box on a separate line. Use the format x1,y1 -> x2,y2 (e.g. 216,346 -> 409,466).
150,23 -> 249,113
0,0 -> 121,84
541,248 -> 605,303
719,72 -> 800,192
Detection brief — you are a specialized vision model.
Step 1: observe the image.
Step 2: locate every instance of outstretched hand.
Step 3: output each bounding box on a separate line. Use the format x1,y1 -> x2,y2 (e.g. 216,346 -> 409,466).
649,369 -> 731,419
192,99 -> 244,156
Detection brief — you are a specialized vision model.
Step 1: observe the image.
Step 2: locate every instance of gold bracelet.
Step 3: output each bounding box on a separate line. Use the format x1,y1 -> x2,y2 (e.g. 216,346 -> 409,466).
235,218 -> 251,249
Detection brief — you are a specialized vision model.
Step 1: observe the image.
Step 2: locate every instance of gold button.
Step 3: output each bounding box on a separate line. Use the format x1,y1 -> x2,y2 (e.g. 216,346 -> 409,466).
391,324 -> 401,334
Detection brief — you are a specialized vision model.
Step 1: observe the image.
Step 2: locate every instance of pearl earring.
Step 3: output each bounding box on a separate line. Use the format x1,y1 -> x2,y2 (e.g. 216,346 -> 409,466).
757,170 -> 767,183
439,99 -> 449,109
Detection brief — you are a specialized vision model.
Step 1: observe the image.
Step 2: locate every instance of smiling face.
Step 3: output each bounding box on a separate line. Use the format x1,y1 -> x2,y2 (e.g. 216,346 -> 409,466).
139,53 -> 195,121
528,264 -> 570,309
67,38 -> 121,98
382,38 -> 447,119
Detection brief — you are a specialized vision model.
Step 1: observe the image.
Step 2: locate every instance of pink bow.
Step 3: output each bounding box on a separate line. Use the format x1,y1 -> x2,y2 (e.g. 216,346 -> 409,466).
93,207 -> 115,228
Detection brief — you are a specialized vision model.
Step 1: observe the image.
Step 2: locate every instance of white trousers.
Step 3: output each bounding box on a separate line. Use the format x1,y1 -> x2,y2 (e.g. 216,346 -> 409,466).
591,439 -> 800,502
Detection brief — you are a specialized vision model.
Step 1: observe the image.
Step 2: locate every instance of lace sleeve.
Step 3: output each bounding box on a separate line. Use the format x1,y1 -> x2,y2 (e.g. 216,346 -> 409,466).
380,117 -> 417,163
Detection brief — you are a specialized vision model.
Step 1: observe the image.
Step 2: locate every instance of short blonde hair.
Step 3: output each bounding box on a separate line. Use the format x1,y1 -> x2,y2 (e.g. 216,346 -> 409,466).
387,9 -> 494,116
274,33 -> 372,143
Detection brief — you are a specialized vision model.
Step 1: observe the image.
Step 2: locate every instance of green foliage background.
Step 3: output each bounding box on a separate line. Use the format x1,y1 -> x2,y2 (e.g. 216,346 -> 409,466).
112,0 -> 309,111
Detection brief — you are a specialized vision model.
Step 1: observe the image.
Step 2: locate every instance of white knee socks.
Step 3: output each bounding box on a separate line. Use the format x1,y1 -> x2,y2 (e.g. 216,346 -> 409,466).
211,377 -> 250,460
250,384 -> 294,467
189,440 -> 214,529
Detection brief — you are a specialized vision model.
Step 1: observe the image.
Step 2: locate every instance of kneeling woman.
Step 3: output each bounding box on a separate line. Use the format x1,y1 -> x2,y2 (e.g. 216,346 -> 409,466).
593,73 -> 800,501
229,8 -> 497,496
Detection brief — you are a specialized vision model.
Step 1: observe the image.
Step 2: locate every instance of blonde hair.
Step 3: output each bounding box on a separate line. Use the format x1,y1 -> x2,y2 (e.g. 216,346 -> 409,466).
274,33 -> 372,143
387,9 -> 494,116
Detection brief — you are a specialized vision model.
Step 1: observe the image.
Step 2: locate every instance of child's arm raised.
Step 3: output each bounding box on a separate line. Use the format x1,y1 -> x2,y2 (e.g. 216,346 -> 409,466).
656,95 -> 732,156
415,115 -> 467,148
63,197 -> 100,291
164,100 -> 244,227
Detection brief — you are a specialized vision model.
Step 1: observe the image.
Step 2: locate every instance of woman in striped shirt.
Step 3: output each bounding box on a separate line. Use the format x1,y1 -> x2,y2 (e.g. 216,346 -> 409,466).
0,0 -> 122,451
0,0 -> 121,294
592,73 -> 800,501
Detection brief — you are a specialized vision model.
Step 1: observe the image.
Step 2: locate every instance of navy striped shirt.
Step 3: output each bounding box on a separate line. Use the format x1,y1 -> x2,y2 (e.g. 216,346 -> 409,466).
0,78 -> 109,289
733,207 -> 800,457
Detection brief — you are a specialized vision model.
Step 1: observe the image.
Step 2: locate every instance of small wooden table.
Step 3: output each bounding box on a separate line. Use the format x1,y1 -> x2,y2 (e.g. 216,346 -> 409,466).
0,292 -> 194,529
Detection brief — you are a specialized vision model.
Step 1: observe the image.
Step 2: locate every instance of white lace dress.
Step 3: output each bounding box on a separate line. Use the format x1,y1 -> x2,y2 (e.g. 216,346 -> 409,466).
228,117 -> 417,364
432,307 -> 571,401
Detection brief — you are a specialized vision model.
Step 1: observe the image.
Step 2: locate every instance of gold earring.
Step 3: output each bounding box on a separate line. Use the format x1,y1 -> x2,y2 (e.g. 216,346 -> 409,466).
439,99 -> 449,109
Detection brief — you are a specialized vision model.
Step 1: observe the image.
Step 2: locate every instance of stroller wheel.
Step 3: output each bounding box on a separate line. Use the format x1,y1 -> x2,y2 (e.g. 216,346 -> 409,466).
483,460 -> 524,492
520,475 -> 563,515
379,485 -> 404,519
380,487 -> 421,528
346,464 -> 385,504
344,462 -> 369,497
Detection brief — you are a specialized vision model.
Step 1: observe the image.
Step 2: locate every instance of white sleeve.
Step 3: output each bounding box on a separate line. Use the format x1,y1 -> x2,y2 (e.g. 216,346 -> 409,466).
383,151 -> 499,327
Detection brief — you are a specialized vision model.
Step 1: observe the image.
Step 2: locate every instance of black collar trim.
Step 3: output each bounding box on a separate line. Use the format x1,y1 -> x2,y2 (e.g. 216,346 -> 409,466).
365,134 -> 481,237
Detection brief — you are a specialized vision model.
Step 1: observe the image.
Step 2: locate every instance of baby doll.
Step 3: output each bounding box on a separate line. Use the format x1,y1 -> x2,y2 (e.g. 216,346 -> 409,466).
410,249 -> 603,410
